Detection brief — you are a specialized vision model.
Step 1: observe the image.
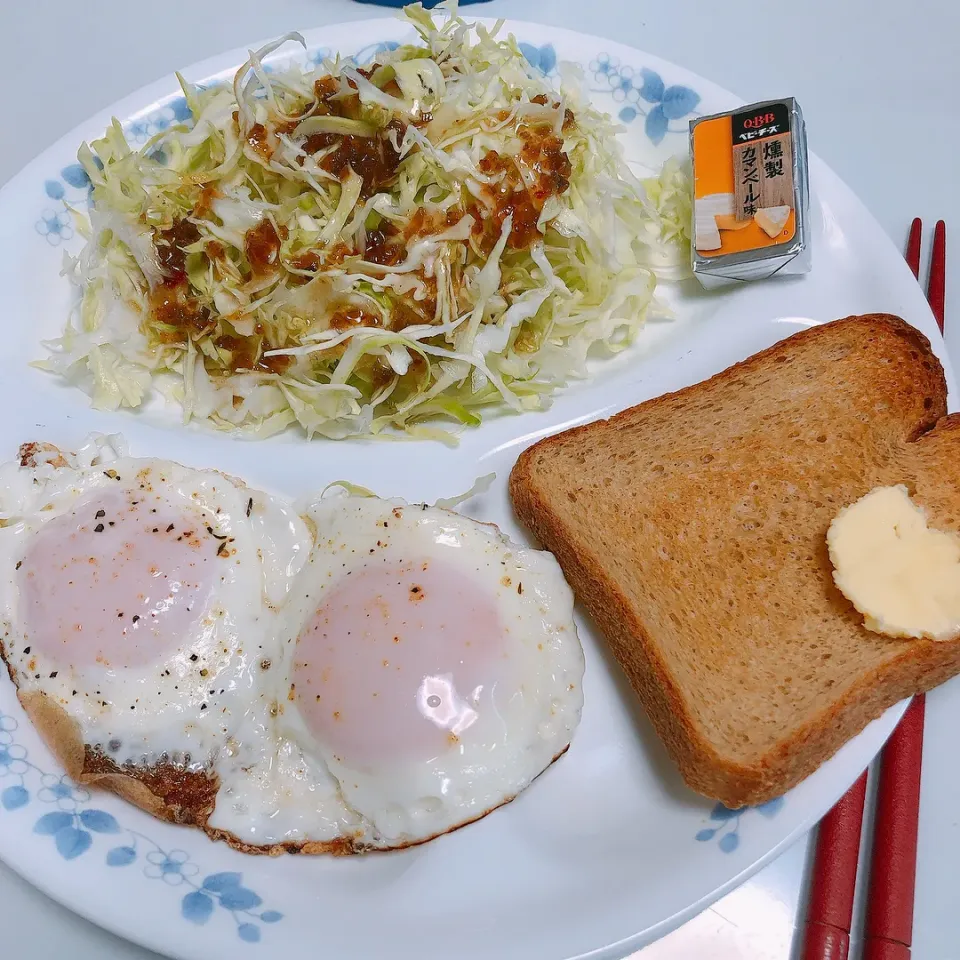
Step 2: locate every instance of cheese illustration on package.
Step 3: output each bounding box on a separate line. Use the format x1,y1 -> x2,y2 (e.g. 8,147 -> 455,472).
755,205 -> 791,239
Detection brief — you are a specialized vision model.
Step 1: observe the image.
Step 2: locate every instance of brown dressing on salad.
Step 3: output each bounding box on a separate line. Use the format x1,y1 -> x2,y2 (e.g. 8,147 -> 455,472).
143,65 -> 576,388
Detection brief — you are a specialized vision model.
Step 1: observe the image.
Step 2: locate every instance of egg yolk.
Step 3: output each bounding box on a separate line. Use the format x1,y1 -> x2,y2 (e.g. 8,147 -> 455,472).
18,489 -> 218,669
294,560 -> 503,768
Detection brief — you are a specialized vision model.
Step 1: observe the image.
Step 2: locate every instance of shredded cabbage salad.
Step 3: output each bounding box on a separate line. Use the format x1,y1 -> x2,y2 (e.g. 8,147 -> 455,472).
41,1 -> 691,441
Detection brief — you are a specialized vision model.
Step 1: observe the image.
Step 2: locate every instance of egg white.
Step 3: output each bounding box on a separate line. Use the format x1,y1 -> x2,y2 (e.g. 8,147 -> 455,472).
274,493 -> 585,849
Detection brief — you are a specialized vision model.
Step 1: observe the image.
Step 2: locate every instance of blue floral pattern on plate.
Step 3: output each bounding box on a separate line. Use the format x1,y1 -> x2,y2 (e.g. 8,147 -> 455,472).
127,96 -> 194,144
37,162 -> 93,243
0,711 -> 282,944
34,208 -> 75,246
519,43 -> 558,77
695,798 -> 785,853
588,55 -> 700,144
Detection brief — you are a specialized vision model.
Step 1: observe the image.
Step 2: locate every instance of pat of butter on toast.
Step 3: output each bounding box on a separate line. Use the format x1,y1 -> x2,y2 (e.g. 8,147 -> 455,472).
828,485 -> 960,641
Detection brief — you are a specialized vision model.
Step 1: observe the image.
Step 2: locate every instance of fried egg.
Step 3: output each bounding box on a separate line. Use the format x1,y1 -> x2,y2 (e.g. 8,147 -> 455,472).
261,491 -> 585,849
0,435 -> 359,847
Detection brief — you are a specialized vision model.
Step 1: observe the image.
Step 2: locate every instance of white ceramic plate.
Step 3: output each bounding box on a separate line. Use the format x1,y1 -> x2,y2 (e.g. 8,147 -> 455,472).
0,15 -> 950,960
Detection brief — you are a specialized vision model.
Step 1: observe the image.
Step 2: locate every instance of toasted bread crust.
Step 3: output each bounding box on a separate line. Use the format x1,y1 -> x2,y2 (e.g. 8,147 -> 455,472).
510,314 -> 960,807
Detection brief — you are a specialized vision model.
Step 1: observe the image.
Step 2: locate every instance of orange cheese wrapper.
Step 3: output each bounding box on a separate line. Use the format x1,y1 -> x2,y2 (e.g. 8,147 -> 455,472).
690,98 -> 810,286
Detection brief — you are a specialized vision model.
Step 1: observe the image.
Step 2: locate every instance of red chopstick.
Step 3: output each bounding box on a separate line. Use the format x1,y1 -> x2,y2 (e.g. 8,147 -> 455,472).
863,696 -> 926,960
929,220 -> 946,329
862,221 -> 945,959
800,218 -> 945,960
801,771 -> 868,960
906,218 -> 922,280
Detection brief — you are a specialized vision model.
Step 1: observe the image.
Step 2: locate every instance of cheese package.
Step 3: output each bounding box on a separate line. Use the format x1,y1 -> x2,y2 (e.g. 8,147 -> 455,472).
690,98 -> 810,286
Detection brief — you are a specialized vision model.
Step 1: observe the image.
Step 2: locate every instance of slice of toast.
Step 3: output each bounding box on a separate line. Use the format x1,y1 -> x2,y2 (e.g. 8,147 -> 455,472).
510,314 -> 960,807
